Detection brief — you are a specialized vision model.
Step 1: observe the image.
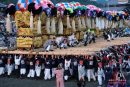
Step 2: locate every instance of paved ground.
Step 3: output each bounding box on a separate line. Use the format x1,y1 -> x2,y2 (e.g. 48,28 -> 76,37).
1,73 -> 130,87
0,77 -> 100,87
0,70 -> 101,87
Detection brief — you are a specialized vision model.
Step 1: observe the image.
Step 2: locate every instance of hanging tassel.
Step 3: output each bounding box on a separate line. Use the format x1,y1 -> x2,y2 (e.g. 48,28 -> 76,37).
114,22 -> 116,28
112,21 -> 114,28
122,20 -> 125,28
98,17 -> 101,30
67,15 -> 71,29
30,12 -> 33,30
105,18 -> 108,29
85,16 -> 88,28
78,17 -> 81,31
114,22 -> 117,28
51,17 -> 56,34
108,20 -> 111,28
92,18 -> 95,29
94,18 -> 96,29
120,20 -> 123,28
102,18 -> 105,29
110,21 -> 113,28
81,16 -> 86,29
90,17 -> 92,29
86,17 -> 90,28
100,18 -> 103,29
37,16 -> 41,34
46,17 -> 51,34
6,14 -> 12,33
58,18 -> 63,34
72,18 -> 76,32
96,17 -> 98,28
117,21 -> 120,28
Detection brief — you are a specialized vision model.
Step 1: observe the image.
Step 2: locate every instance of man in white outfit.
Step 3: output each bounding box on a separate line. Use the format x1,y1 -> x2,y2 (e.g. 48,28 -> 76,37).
14,54 -> 22,70
6,55 -> 14,76
20,56 -> 26,78
0,57 -> 5,75
43,39 -> 54,52
97,62 -> 105,86
56,36 -> 68,49
35,57 -> 41,78
68,33 -> 78,47
87,56 -> 96,82
78,60 -> 85,81
55,36 -> 63,48
64,58 -> 71,81
27,61 -> 35,78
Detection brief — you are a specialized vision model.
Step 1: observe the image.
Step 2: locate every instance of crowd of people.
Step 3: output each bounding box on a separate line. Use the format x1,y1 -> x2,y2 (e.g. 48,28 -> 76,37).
0,42 -> 130,87
43,27 -> 126,52
103,28 -> 124,42
43,31 -> 96,52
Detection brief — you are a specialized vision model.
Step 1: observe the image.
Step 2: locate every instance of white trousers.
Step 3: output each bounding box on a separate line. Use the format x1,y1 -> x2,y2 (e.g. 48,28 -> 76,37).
15,65 -> 19,70
6,64 -> 13,76
46,45 -> 51,51
44,68 -> 51,80
78,75 -> 85,81
69,40 -> 74,46
0,67 -> 4,75
107,35 -> 111,41
98,75 -> 103,86
41,64 -> 45,70
35,66 -> 41,77
87,69 -> 96,81
52,68 -> 56,77
20,68 -> 26,75
64,75 -> 69,81
111,34 -> 114,39
61,43 -> 67,48
27,69 -> 35,78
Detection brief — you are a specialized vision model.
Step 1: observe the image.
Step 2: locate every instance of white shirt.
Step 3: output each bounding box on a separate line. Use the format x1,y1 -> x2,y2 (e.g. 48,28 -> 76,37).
15,55 -> 22,65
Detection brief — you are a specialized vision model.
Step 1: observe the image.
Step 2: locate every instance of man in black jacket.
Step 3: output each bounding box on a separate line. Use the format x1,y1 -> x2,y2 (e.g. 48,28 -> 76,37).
27,57 -> 35,78
35,55 -> 42,79
44,55 -> 52,80
86,55 -> 96,82
20,55 -> 27,78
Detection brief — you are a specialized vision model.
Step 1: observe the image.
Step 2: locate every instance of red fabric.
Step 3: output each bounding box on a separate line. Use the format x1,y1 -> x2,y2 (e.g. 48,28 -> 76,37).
104,56 -> 109,61
55,69 -> 64,87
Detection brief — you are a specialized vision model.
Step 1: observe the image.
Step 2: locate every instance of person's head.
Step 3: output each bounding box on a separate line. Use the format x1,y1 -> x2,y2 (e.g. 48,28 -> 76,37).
30,61 -> 33,65
72,33 -> 75,35
79,60 -> 83,65
57,64 -> 62,69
